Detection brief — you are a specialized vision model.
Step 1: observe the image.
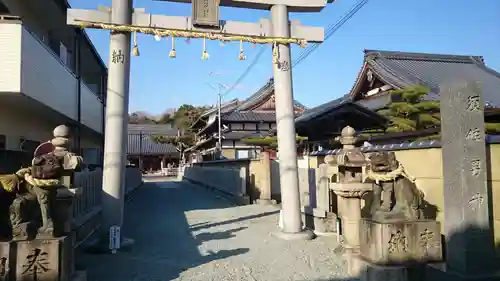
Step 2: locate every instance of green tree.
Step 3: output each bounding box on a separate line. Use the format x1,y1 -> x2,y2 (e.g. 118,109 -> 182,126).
156,113 -> 174,124
241,136 -> 308,148
376,85 -> 440,133
374,84 -> 500,141
151,104 -> 211,156
128,112 -> 158,124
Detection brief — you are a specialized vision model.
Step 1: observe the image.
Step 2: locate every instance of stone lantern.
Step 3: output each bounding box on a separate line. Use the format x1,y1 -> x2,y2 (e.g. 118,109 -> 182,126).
329,126 -> 371,251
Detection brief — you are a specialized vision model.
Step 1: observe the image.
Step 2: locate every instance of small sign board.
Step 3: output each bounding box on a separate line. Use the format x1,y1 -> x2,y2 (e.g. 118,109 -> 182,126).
109,225 -> 121,254
192,0 -> 220,28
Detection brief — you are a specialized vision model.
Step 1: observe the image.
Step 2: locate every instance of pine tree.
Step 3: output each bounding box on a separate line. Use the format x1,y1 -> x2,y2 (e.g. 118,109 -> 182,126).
376,85 -> 440,133
151,104 -> 210,154
375,84 -> 500,140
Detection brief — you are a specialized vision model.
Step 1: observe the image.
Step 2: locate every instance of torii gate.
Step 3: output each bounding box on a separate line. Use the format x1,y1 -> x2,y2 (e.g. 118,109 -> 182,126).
67,0 -> 332,251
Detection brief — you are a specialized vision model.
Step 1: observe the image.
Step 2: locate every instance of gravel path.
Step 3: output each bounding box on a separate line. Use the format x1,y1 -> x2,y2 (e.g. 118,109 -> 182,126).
78,181 -> 354,281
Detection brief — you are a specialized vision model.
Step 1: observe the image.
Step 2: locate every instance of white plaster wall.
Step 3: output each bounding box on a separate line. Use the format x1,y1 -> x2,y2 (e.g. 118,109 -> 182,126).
80,83 -> 103,133
20,26 -> 78,120
0,23 -> 22,92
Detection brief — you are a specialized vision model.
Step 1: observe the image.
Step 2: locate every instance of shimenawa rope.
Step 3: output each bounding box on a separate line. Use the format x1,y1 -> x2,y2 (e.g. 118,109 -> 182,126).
366,164 -> 416,184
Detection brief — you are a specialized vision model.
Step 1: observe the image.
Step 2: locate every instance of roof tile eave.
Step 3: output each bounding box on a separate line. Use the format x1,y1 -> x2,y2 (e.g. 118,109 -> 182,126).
364,49 -> 485,64
295,95 -> 352,123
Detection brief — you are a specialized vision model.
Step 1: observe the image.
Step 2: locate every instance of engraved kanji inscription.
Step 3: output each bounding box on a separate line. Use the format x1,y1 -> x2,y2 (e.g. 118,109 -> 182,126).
468,193 -> 484,211
466,96 -> 481,112
0,257 -> 6,276
202,0 -> 210,17
418,229 -> 438,255
278,60 -> 290,72
22,248 -> 50,281
111,50 -> 125,64
388,231 -> 408,253
465,128 -> 482,141
470,159 -> 482,177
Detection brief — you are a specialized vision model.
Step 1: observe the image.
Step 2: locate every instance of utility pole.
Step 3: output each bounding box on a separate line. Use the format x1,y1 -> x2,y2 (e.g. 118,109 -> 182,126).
207,71 -> 237,155
207,78 -> 243,156
217,84 -> 222,152
67,0 -> 331,243
138,131 -> 143,171
206,81 -> 225,157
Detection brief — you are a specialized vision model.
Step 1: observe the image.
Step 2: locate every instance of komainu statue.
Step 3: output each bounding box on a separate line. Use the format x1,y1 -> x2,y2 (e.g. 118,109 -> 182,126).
365,151 -> 425,221
0,152 -> 65,240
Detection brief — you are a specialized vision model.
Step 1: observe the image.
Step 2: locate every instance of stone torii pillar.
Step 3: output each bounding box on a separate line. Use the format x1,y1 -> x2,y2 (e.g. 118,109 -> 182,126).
67,0 -> 332,244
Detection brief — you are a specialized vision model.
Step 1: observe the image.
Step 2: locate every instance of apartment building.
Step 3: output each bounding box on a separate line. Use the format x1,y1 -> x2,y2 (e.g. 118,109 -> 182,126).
0,0 -> 106,167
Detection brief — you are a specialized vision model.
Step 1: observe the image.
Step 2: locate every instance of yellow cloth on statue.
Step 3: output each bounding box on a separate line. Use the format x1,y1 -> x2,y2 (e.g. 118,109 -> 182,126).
0,174 -> 20,192
16,168 -> 60,188
0,167 -> 61,193
24,174 -> 59,187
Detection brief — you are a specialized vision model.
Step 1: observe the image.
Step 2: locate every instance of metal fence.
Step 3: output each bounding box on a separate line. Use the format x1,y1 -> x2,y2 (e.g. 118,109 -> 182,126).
72,167 -> 143,229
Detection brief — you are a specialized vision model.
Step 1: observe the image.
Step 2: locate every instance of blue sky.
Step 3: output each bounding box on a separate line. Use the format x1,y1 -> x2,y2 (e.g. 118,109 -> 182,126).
70,0 -> 500,114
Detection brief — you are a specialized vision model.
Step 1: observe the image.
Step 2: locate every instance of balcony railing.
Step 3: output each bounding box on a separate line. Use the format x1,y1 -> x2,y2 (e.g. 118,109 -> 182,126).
0,19 -> 104,134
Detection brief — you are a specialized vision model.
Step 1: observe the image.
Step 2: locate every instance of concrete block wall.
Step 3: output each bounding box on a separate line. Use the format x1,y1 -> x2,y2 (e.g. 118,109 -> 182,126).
183,166 -> 250,204
192,157 -> 270,203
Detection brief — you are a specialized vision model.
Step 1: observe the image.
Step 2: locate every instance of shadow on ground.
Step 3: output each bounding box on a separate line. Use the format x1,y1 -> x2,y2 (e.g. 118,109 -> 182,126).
76,181 -> 257,281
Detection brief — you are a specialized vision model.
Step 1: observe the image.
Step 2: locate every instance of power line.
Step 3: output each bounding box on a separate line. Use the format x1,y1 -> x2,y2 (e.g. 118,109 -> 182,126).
223,0 -> 369,98
292,0 -> 369,68
292,0 -> 368,66
222,45 -> 267,98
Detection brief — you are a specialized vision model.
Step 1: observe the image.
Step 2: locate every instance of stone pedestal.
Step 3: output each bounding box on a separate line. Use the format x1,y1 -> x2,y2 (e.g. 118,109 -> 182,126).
355,257 -> 425,281
0,242 -> 12,281
354,219 -> 442,281
0,236 -> 78,281
15,236 -> 74,281
330,183 -> 371,249
359,219 -> 442,265
302,207 -> 338,235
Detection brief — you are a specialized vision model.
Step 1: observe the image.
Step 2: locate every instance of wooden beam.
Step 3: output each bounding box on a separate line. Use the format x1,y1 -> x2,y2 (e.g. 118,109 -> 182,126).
67,9 -> 325,42
155,0 -> 335,12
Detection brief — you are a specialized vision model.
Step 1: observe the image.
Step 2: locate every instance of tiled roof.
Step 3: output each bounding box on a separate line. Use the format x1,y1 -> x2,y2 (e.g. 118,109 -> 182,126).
235,79 -> 275,110
358,49 -> 500,106
222,111 -> 276,122
128,124 -> 178,136
200,99 -> 240,117
127,134 -> 178,155
310,135 -> 500,156
191,99 -> 241,130
235,78 -> 307,111
223,131 -> 271,140
295,94 -> 352,123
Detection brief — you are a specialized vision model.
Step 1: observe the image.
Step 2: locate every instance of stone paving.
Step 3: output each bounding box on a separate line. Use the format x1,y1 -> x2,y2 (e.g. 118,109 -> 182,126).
77,180 -> 355,281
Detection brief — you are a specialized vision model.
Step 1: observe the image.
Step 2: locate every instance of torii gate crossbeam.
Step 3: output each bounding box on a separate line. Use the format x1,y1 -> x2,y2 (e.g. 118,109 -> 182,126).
155,0 -> 334,12
67,9 -> 325,43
